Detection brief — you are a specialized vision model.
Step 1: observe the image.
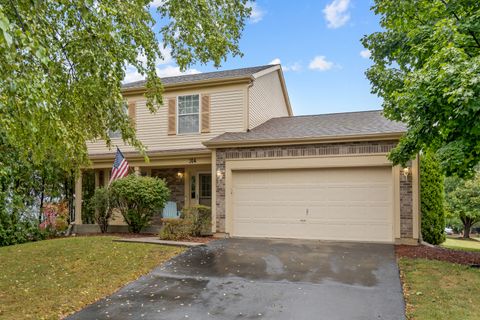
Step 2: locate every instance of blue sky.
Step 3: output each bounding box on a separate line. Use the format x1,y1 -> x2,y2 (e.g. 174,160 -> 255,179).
128,0 -> 382,116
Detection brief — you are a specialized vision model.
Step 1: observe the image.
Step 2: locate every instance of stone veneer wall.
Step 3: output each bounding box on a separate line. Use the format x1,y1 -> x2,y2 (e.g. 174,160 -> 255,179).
215,140 -> 414,239
151,168 -> 185,209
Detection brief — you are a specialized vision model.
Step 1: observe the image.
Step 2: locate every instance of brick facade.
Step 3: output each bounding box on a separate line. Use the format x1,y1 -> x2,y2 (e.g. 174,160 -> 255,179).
400,174 -> 413,238
214,140 -> 416,240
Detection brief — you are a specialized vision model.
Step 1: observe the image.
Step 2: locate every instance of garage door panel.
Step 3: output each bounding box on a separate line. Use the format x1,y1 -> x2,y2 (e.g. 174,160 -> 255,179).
235,186 -> 331,202
306,206 -> 391,221
231,167 -> 394,242
323,185 -> 391,202
234,221 -> 392,242
234,204 -> 306,220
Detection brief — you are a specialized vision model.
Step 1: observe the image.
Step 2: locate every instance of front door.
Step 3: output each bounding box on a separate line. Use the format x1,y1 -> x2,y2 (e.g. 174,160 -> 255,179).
198,173 -> 212,207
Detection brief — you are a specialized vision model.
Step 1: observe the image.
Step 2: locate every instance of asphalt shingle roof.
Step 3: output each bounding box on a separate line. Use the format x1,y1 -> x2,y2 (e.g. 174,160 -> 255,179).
205,110 -> 406,145
122,65 -> 275,90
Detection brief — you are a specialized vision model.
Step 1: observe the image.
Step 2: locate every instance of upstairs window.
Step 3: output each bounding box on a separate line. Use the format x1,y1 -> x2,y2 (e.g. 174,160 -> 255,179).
108,103 -> 128,138
178,94 -> 199,134
108,129 -> 122,139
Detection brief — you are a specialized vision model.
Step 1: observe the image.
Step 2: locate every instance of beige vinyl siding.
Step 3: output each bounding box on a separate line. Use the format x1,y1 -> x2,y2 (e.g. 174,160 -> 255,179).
87,86 -> 246,154
249,70 -> 289,129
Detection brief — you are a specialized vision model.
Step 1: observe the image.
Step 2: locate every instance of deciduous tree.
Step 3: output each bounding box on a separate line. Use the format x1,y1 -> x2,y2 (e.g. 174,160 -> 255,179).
362,0 -> 480,176
445,173 -> 480,238
0,0 -> 250,174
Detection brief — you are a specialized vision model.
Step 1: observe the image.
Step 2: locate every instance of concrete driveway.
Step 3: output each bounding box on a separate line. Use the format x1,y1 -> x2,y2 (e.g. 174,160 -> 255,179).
68,238 -> 405,320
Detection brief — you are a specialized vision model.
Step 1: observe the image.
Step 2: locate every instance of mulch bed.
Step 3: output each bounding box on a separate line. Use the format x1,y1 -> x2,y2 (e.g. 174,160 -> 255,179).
74,232 -> 158,238
396,244 -> 480,266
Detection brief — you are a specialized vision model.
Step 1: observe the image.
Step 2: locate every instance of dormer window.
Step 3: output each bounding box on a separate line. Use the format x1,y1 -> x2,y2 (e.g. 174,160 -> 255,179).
178,94 -> 200,134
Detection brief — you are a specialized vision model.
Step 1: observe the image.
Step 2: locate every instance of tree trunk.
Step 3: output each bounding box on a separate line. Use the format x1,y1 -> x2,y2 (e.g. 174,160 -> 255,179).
38,175 -> 46,224
463,219 -> 472,239
39,191 -> 44,224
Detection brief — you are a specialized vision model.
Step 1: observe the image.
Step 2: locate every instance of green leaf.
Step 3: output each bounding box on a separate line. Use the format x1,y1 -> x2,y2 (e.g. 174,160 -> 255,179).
363,0 -> 480,177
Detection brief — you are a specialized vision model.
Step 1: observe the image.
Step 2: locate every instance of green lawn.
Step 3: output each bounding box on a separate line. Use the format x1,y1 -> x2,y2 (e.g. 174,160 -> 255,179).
441,237 -> 480,252
399,258 -> 480,320
0,236 -> 184,320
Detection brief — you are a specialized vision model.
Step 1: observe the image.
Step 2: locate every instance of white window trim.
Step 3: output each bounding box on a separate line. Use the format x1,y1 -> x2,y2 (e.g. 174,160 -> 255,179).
198,172 -> 212,199
176,94 -> 202,135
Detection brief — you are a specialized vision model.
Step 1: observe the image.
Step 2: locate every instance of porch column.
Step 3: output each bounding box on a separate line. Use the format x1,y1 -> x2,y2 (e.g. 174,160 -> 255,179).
104,169 -> 110,185
184,168 -> 190,208
211,150 -> 217,233
144,167 -> 152,176
94,170 -> 100,188
74,173 -> 82,225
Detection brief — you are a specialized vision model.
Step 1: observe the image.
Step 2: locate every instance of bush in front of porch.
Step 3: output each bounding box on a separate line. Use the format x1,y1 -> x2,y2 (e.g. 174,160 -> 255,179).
90,187 -> 114,233
110,175 -> 170,233
159,205 -> 212,240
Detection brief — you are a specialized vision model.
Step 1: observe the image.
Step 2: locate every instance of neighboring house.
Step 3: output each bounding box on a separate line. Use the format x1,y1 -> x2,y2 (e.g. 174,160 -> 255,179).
75,64 -> 419,245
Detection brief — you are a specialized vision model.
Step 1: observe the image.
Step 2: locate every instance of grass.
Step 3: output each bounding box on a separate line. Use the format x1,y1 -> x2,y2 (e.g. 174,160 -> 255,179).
441,237 -> 480,252
0,236 -> 184,320
399,258 -> 480,320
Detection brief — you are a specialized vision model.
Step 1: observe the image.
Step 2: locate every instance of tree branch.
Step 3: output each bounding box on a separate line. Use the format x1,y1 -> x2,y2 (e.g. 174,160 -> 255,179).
8,0 -> 25,31
441,0 -> 480,49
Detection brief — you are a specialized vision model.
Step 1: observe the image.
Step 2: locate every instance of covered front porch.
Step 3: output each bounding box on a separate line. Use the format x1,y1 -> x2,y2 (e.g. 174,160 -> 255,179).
73,149 -> 214,233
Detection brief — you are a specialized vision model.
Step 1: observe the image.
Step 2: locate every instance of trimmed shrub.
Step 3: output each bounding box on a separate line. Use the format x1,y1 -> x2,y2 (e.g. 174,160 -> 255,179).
159,218 -> 193,240
182,205 -> 212,236
90,187 -> 114,233
0,212 -> 47,247
110,175 -> 170,233
420,151 -> 446,244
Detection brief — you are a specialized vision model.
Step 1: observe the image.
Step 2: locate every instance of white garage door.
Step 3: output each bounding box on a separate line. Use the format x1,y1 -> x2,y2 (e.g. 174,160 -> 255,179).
232,167 -> 393,242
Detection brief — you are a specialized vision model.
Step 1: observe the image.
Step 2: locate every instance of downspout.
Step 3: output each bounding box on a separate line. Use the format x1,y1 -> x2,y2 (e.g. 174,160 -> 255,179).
417,155 -> 423,244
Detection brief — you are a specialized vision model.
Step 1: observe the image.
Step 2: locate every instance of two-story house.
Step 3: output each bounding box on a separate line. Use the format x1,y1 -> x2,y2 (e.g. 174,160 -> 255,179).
75,64 -> 420,245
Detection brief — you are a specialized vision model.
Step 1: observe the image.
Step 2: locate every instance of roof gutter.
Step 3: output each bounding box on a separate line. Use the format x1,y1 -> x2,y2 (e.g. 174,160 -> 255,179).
203,132 -> 405,148
88,148 -> 211,161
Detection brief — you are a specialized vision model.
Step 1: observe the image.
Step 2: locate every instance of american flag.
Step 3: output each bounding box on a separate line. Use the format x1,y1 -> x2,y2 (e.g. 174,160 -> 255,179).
109,148 -> 130,185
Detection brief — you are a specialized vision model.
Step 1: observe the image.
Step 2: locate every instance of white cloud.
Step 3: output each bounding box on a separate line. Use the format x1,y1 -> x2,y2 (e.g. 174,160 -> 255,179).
323,0 -> 351,29
269,58 -> 281,65
308,56 -> 334,71
248,2 -> 265,23
156,65 -> 201,77
286,62 -> 301,72
123,65 -> 200,83
268,58 -> 302,72
137,44 -> 172,66
123,43 -> 188,83
158,45 -> 173,64
360,49 -> 371,59
123,68 -> 144,83
150,0 -> 165,8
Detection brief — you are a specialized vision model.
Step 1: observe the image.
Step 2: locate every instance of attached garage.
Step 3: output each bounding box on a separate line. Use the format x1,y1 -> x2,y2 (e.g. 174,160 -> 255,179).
231,167 -> 394,242
205,111 -> 420,244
